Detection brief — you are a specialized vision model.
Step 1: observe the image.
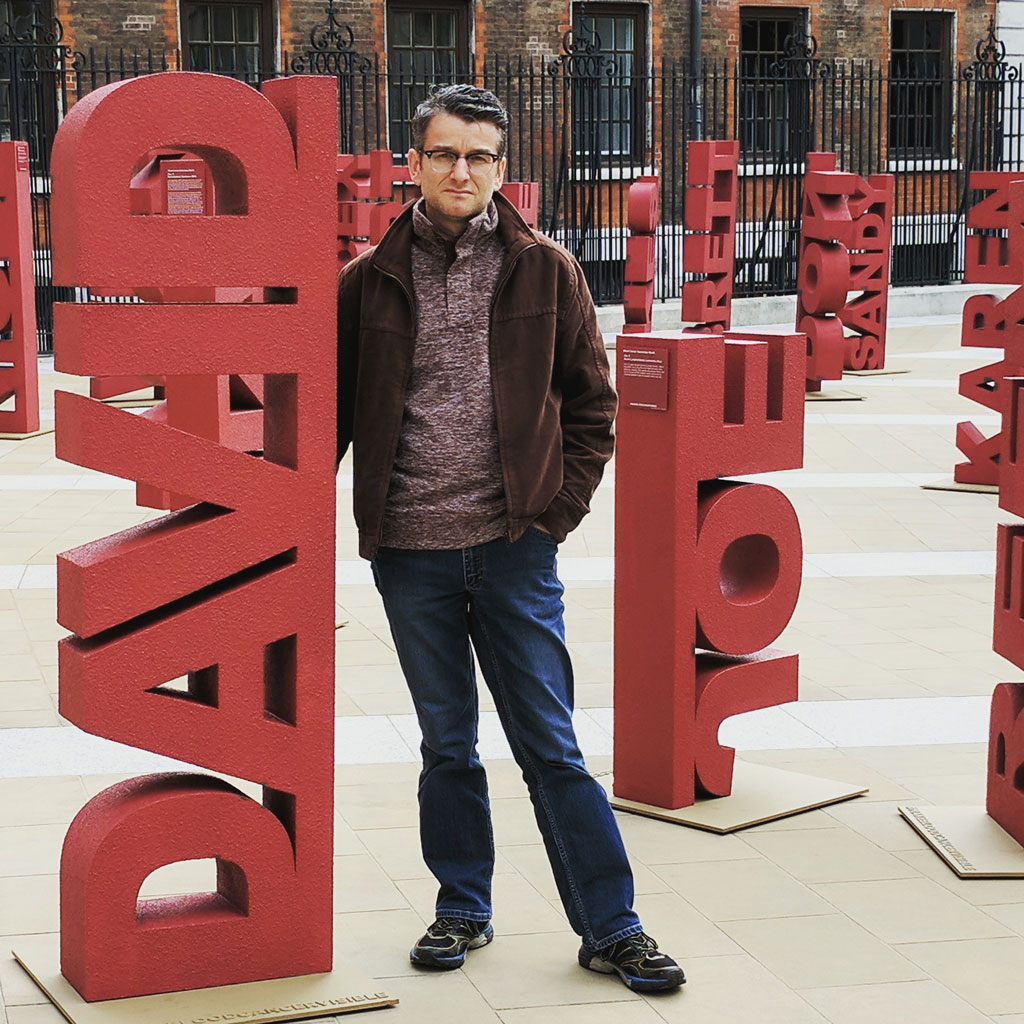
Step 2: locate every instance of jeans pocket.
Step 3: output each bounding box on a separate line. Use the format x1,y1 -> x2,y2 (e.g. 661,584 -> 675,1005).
527,525 -> 558,545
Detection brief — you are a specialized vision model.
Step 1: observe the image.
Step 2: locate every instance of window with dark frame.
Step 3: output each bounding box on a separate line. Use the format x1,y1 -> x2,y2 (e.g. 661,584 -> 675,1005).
386,2 -> 470,157
888,11 -> 953,157
181,1 -> 272,85
570,3 -> 647,161
0,0 -> 59,167
0,1 -> 37,142
738,7 -> 806,157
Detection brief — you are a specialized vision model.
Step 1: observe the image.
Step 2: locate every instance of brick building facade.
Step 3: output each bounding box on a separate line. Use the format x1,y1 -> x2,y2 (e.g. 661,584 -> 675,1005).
43,1 -> 996,77
3,0 -> 1012,334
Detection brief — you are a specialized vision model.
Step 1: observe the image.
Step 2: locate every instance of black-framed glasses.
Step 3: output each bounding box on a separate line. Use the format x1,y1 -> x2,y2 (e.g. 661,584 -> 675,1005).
421,149 -> 501,174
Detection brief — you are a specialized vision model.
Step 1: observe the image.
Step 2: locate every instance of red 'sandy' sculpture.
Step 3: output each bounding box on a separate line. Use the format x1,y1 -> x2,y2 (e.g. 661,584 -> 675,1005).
0,140 -> 40,436
797,152 -> 895,388
614,328 -> 805,808
50,72 -> 337,1001
840,173 -> 894,371
681,141 -> 738,333
622,175 -> 658,335
955,172 -> 1024,486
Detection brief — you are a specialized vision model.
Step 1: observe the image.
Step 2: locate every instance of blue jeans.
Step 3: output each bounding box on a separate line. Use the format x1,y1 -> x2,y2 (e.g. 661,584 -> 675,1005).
371,527 -> 642,950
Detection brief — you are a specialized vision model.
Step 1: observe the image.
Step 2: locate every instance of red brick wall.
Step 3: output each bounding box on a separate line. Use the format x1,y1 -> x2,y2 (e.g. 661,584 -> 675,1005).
56,0 -> 177,54
704,0 -> 994,68
53,0 -> 998,70
54,0 -> 378,69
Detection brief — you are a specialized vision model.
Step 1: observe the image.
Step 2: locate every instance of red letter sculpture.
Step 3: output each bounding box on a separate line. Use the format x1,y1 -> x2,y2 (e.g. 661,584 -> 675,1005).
840,173 -> 894,371
955,172 -> 1024,486
337,150 -> 403,269
389,167 -> 540,235
622,175 -> 658,335
0,140 -> 40,436
499,182 -> 540,229
614,328 -> 805,808
987,177 -> 1024,842
796,153 -> 855,392
681,141 -> 738,333
51,72 -> 337,1001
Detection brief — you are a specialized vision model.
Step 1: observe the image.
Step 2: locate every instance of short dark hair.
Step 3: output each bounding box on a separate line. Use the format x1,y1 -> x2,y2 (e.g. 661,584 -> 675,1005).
410,85 -> 509,158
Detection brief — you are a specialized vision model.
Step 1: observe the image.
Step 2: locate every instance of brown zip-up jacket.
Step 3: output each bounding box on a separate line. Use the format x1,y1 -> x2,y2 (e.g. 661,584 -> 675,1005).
336,191 -> 617,560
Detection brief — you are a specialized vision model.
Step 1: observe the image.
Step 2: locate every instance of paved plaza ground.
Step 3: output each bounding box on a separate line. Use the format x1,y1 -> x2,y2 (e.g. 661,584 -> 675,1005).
2,312 -> 1024,1022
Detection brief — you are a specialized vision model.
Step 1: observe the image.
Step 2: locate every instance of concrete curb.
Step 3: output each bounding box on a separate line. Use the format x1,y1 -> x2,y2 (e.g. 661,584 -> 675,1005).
596,281 -> 1015,344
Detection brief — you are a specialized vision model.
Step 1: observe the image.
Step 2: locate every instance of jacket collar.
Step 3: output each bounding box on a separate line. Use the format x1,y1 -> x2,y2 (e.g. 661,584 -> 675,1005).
370,189 -> 537,288
411,197 -> 499,258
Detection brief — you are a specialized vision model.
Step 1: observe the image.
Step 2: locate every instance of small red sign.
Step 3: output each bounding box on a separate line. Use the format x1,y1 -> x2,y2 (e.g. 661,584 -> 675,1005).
15,142 -> 28,172
620,344 -> 670,411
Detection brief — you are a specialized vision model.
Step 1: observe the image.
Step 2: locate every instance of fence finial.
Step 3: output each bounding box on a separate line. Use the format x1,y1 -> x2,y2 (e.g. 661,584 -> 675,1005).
977,14 -> 1006,66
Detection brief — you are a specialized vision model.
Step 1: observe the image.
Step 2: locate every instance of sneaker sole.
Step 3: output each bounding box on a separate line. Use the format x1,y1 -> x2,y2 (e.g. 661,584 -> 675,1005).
579,952 -> 686,992
410,926 -> 494,969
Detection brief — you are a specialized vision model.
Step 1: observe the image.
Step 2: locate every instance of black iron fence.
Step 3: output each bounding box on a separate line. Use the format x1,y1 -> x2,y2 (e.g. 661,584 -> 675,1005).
2,1 -> 1022,352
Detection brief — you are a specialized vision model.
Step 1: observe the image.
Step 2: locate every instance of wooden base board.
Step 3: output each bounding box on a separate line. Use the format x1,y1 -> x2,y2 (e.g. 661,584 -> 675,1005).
603,762 -> 868,834
843,368 -> 910,377
0,426 -> 55,440
804,389 -> 865,402
12,936 -> 397,1024
920,479 -> 999,494
899,804 -> 1024,878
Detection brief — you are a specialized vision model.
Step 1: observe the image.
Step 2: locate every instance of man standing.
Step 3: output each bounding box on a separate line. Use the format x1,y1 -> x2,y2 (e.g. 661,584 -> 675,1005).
336,85 -> 684,994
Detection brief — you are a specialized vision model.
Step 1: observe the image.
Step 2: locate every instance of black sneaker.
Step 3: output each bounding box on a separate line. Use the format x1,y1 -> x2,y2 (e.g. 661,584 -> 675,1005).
410,917 -> 494,969
579,932 -> 685,992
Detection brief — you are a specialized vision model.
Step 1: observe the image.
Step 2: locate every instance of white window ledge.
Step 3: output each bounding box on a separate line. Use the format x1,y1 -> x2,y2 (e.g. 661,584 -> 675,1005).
738,162 -> 806,177
886,158 -> 961,172
568,164 -> 654,182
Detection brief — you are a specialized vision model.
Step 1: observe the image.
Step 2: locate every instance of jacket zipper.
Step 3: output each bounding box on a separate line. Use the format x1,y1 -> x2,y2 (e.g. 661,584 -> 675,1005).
488,240 -> 538,541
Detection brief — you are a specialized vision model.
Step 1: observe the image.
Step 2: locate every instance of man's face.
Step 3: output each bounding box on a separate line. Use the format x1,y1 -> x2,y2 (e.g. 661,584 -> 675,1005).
408,111 -> 507,238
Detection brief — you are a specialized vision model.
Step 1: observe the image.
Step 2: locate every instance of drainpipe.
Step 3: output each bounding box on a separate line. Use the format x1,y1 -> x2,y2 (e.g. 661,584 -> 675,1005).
690,0 -> 703,139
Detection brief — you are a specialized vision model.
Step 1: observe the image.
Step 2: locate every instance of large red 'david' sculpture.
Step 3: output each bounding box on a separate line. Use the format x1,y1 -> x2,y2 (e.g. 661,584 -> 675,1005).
50,73 -> 337,1001
614,329 -> 805,808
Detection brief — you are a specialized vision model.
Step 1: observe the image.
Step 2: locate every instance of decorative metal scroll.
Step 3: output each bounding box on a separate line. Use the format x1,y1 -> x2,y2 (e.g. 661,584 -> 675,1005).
964,15 -> 1019,82
550,18 -> 616,77
0,0 -> 75,74
769,22 -> 834,79
290,0 -> 371,75
0,0 -> 62,46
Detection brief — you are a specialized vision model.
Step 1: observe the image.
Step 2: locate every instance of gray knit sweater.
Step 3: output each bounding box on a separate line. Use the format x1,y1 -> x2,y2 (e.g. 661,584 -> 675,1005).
379,199 -> 507,549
